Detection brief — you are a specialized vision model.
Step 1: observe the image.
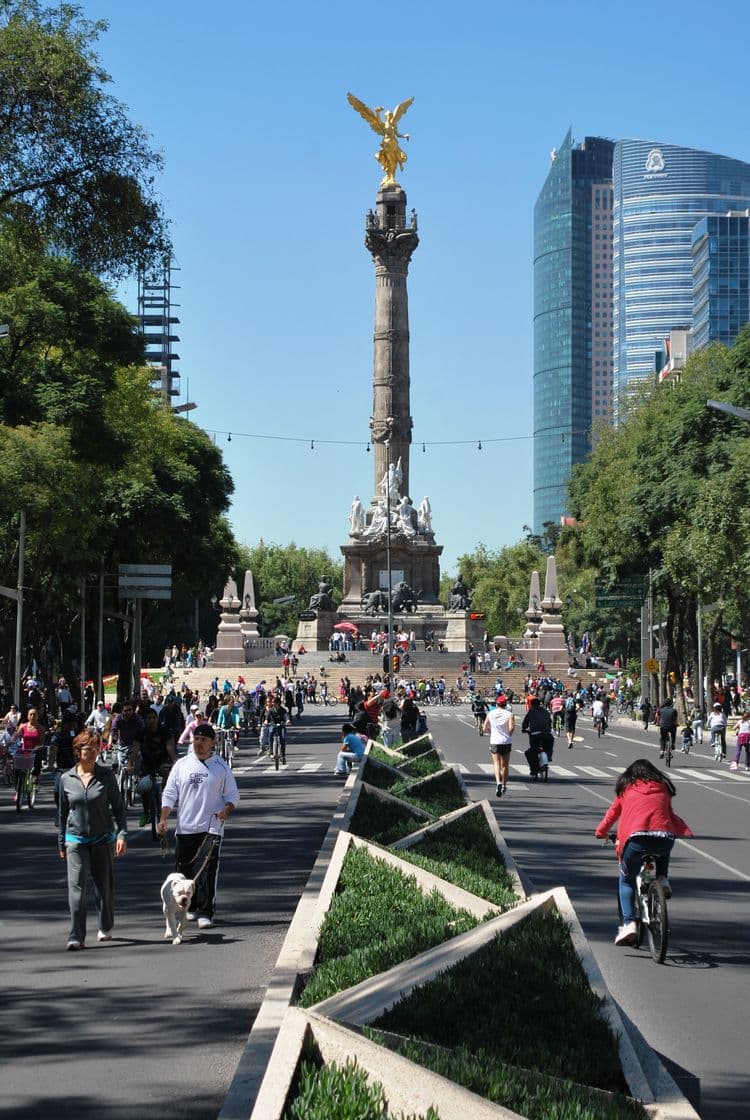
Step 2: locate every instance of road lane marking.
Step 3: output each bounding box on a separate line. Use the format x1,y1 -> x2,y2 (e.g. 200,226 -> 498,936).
299,763 -> 323,772
676,838 -> 750,881
548,765 -> 577,777
577,766 -> 611,778
677,768 -> 720,781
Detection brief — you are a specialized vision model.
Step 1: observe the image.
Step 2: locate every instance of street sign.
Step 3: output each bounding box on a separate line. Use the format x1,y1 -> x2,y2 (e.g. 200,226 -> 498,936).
645,658 -> 659,674
595,596 -> 643,609
118,563 -> 172,600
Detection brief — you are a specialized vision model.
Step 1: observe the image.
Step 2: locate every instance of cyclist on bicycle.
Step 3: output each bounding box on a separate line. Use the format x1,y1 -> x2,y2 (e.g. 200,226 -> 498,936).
265,695 -> 288,763
657,697 -> 678,759
591,695 -> 607,735
521,697 -> 554,776
595,758 -> 693,946
137,708 -> 176,831
708,702 -> 727,760
108,703 -> 144,776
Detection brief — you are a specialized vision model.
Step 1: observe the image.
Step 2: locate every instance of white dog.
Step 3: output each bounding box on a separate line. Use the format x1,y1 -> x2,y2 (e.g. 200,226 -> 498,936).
161,873 -> 195,945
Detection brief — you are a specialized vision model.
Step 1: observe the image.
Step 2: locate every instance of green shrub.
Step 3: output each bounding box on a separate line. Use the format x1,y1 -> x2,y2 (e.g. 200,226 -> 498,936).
284,1059 -> 441,1120
369,745 -> 407,766
373,910 -> 627,1094
391,768 -> 466,817
349,787 -> 431,845
298,846 -> 478,1008
361,756 -> 403,791
399,750 -> 443,779
398,734 -> 433,758
364,1036 -> 647,1120
396,811 -> 517,908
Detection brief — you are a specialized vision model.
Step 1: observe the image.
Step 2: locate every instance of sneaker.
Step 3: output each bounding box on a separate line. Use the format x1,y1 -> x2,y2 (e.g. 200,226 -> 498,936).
197,916 -> 214,929
281,755 -> 286,764
496,783 -> 503,797
97,930 -> 113,942
615,921 -> 638,946
657,876 -> 672,898
730,761 -> 738,771
186,911 -> 197,922
138,812 -> 149,827
658,752 -> 664,759
66,940 -> 83,951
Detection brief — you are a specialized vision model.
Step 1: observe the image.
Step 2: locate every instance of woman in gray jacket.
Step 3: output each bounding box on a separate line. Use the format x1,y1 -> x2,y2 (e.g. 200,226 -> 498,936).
57,729 -> 128,950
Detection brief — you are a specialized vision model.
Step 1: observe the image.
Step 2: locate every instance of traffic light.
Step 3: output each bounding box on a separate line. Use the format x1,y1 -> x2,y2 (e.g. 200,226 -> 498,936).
392,654 -> 401,673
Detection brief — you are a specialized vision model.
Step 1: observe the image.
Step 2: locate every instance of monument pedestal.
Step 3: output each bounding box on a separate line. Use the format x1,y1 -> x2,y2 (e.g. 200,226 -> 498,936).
294,611 -> 337,653
213,580 -> 247,668
443,612 -> 486,653
339,535 -> 442,612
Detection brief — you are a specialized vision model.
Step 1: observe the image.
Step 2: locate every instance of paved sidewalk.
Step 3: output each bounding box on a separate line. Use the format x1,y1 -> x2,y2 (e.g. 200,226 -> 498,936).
1,710 -> 344,1120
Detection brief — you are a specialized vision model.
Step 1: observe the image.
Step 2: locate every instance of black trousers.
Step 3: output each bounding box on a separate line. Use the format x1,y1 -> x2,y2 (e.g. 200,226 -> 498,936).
175,832 -> 222,919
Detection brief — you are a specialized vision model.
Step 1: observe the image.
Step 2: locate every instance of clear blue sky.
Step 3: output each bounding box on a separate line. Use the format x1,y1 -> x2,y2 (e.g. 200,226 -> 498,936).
80,0 -> 749,576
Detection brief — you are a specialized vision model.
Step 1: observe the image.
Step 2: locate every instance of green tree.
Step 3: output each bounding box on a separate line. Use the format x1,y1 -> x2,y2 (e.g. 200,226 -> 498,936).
0,0 -> 168,276
450,540 -> 546,638
235,542 -> 344,638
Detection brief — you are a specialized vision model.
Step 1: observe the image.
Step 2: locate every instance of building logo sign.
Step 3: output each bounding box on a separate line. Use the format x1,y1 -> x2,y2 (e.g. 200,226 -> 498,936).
644,148 -> 667,180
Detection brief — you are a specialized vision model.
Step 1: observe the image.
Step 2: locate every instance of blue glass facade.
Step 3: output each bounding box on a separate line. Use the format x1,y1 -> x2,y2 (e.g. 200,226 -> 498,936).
533,130 -> 614,535
692,214 -> 750,349
613,141 -> 750,411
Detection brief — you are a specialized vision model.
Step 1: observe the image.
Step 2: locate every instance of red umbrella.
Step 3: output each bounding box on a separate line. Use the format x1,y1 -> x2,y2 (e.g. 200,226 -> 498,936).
333,621 -> 360,633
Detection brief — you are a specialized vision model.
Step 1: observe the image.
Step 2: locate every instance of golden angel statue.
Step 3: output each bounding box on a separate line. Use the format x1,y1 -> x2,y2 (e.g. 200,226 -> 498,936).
347,93 -> 414,186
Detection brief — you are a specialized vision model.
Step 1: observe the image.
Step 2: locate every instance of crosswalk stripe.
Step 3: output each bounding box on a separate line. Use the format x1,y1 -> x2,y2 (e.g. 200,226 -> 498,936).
577,766 -> 611,778
677,768 -> 720,781
299,763 -> 323,772
509,764 -> 530,775
477,763 -> 495,775
548,765 -> 576,777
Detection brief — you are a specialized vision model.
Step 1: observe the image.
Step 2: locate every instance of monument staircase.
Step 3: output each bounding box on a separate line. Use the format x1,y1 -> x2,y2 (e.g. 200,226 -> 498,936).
146,655 -> 539,701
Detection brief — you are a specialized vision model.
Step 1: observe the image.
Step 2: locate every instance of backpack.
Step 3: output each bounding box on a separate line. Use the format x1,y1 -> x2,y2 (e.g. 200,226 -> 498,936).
565,696 -> 575,711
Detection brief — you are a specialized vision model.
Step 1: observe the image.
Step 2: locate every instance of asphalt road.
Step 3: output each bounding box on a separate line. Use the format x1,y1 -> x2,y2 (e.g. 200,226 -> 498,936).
4,700 -> 747,1119
1,704 -> 348,1120
430,701 -> 750,1120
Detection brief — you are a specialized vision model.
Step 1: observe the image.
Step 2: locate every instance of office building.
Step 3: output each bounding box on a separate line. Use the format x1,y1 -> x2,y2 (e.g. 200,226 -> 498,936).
533,129 -> 614,535
613,141 -> 750,411
692,212 -> 750,350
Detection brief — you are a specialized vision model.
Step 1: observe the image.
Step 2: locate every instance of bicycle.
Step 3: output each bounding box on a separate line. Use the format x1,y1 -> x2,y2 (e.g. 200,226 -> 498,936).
216,729 -> 234,768
115,752 -> 137,808
270,722 -> 287,770
608,834 -> 669,963
593,713 -> 607,738
472,708 -> 487,735
13,753 -> 38,810
660,729 -> 675,768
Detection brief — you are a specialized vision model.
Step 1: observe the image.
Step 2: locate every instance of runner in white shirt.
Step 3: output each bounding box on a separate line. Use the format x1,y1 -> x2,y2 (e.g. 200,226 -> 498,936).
483,696 -> 515,797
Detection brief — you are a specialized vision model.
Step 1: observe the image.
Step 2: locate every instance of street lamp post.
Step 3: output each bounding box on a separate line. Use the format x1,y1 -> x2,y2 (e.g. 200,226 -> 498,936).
385,439 -> 394,676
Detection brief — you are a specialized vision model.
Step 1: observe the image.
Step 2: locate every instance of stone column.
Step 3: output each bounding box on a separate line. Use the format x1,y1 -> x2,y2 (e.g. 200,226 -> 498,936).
366,185 -> 418,501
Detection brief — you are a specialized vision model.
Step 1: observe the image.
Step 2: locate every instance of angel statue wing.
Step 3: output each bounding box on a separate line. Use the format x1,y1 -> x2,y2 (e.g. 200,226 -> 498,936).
391,97 -> 414,127
347,93 -> 384,136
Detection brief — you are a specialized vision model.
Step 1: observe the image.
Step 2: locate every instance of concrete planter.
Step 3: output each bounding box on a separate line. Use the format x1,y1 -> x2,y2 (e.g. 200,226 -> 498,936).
220,739 -> 699,1120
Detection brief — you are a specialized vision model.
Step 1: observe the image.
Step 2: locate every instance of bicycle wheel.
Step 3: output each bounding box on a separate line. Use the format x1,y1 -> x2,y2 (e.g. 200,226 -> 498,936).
15,771 -> 23,812
273,733 -> 280,771
127,772 -> 136,808
665,745 -> 672,768
646,882 -> 669,963
26,774 -> 37,809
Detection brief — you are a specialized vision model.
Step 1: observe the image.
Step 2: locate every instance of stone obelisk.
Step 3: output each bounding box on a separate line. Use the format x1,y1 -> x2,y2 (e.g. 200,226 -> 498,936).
367,186 -> 418,501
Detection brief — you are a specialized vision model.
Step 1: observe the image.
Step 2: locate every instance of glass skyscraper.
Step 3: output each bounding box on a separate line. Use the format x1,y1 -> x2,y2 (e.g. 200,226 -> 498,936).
691,213 -> 750,350
613,141 -> 750,410
533,130 -> 614,535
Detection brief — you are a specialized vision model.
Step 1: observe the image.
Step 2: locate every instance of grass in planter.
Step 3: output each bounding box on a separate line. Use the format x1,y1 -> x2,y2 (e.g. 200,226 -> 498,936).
395,810 -> 518,908
361,755 -> 403,791
298,846 -> 479,1008
398,735 -> 433,758
373,909 -> 628,1094
391,767 -> 466,817
399,749 -> 443,779
363,1035 -> 647,1120
285,1058 -> 441,1120
349,786 -> 431,845
369,744 -> 407,767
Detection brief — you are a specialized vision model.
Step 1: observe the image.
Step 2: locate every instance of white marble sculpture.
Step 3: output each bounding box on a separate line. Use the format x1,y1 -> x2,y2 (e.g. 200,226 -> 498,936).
417,495 -> 432,533
397,494 -> 416,537
379,457 -> 403,506
363,501 -> 390,539
348,495 -> 365,535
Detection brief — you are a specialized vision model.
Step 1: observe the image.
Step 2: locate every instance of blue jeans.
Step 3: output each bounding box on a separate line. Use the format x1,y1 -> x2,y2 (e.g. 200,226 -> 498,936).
618,835 -> 674,923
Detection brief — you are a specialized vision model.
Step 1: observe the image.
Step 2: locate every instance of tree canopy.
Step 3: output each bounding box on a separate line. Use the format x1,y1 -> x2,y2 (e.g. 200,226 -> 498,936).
0,1 -> 169,276
235,542 -> 343,638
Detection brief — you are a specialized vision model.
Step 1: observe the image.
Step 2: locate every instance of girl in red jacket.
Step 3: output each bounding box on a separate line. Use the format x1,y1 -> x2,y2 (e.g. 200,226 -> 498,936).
595,758 -> 693,946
